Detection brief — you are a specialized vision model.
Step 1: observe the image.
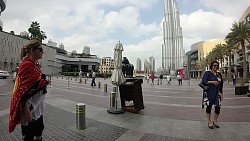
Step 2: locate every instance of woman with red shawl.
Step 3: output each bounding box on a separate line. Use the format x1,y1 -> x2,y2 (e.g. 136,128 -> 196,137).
9,39 -> 48,141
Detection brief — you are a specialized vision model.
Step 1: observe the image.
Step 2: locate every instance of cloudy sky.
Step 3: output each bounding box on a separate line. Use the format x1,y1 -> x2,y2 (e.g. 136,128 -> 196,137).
1,0 -> 250,69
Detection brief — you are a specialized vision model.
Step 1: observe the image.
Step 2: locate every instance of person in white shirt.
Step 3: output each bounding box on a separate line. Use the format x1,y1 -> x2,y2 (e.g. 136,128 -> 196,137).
91,70 -> 96,86
79,69 -> 83,83
177,73 -> 182,86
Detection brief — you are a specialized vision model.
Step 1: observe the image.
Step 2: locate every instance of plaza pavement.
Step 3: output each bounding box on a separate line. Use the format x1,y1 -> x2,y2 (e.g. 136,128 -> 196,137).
0,76 -> 250,141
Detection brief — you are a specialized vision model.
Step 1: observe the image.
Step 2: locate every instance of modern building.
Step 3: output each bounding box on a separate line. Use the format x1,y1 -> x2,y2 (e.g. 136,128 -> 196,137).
136,58 -> 141,71
47,39 -> 57,47
0,0 -> 6,31
83,46 -> 90,55
236,5 -> 250,77
162,0 -> 184,72
186,39 -> 225,78
144,59 -> 150,74
0,31 -> 100,74
149,56 -> 155,72
99,57 -> 114,74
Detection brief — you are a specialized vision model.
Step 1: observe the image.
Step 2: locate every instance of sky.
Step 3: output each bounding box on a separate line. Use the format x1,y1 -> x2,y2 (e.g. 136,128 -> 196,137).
1,0 -> 250,69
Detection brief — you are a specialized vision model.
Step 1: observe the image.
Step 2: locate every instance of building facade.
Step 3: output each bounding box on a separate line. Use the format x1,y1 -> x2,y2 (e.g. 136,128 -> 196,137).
0,31 -> 100,75
136,58 -> 141,71
149,56 -> 155,72
99,57 -> 114,74
162,0 -> 184,72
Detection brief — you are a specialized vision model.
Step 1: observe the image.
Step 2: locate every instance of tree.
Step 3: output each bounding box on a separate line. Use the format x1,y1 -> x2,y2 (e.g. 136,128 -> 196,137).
28,21 -> 47,41
223,39 -> 238,78
226,21 -> 250,79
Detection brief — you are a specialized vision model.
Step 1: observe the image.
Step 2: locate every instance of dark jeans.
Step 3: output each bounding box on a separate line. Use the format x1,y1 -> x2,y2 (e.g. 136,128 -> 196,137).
232,79 -> 236,85
91,78 -> 96,86
21,116 -> 44,141
178,79 -> 182,85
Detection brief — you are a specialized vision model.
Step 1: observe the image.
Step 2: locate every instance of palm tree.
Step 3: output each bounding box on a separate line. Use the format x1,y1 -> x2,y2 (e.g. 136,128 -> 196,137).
28,21 -> 47,41
226,21 -> 250,79
223,39 -> 238,79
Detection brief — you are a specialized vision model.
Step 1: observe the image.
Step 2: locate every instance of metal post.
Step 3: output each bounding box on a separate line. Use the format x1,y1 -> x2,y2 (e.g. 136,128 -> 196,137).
84,79 -> 87,84
110,92 -> 116,107
76,103 -> 86,130
98,82 -> 101,88
157,79 -> 159,85
68,76 -> 70,89
104,84 -> 107,92
49,76 -> 52,88
62,76 -> 63,79
113,86 -> 117,93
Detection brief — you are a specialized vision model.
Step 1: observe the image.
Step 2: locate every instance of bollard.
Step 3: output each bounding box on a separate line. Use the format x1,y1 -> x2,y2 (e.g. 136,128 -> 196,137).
84,79 -> 87,84
68,76 -> 70,89
62,76 -> 63,79
76,103 -> 86,130
57,76 -> 58,79
104,84 -> 107,92
49,76 -> 52,88
157,79 -> 159,85
71,77 -> 72,80
110,92 -> 116,107
98,82 -> 101,88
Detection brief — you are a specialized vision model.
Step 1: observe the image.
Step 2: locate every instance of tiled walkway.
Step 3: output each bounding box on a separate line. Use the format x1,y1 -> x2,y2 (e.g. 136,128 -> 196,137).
1,77 -> 250,141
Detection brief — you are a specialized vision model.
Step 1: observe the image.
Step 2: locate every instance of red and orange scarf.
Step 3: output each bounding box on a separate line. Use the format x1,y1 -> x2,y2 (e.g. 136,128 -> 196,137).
9,57 -> 48,133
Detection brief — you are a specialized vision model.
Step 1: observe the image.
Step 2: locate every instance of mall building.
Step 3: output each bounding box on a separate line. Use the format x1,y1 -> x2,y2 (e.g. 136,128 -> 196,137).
0,31 -> 100,75
185,5 -> 250,78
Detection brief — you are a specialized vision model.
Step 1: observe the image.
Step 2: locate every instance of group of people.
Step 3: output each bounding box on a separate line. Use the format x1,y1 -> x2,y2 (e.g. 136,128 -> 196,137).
146,73 -> 178,85
79,70 -> 96,86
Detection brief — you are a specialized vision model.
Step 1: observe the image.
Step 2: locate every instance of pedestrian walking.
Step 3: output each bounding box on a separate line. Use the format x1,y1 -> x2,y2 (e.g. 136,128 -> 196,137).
91,70 -> 96,86
167,75 -> 171,85
79,69 -> 83,83
232,73 -> 236,86
202,60 -> 224,129
177,73 -> 182,86
9,39 -> 48,141
87,72 -> 89,81
159,73 -> 163,84
150,72 -> 155,85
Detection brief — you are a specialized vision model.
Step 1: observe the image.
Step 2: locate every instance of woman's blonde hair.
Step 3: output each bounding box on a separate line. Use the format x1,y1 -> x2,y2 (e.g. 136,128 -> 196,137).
20,39 -> 42,60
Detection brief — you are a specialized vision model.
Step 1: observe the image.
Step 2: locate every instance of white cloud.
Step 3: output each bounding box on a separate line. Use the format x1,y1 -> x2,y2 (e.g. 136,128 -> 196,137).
180,9 -> 234,49
1,0 -> 249,70
199,0 -> 250,19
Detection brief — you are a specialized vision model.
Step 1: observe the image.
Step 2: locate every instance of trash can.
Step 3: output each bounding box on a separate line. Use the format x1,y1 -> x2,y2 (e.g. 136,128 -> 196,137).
119,78 -> 144,113
76,103 -> 86,130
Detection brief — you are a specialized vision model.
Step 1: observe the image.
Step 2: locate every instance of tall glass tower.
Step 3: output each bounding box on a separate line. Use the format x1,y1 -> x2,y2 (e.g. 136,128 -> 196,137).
162,0 -> 184,73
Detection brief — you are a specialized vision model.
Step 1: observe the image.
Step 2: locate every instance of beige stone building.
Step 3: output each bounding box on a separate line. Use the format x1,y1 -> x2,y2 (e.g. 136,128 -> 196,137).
99,57 -> 114,74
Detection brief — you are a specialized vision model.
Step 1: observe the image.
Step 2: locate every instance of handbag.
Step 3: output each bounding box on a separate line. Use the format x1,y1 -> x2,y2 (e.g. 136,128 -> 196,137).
198,81 -> 209,91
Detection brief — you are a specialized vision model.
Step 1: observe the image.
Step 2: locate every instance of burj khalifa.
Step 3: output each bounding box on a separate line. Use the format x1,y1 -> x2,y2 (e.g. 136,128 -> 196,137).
162,0 -> 184,73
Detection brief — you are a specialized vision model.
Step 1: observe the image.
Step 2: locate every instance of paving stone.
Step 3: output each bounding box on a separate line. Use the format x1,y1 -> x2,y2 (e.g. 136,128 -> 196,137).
0,104 -> 128,141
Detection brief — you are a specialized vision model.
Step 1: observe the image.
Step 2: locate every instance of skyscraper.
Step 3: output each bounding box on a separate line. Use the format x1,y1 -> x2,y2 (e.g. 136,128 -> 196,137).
149,56 -> 155,72
162,0 -> 184,72
136,58 -> 142,71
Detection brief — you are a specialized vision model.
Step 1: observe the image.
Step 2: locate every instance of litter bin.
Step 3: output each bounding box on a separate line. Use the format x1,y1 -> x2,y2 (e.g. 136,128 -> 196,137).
119,78 -> 144,113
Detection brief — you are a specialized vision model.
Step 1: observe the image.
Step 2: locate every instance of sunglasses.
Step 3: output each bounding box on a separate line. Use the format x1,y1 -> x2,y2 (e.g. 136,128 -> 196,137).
35,47 -> 43,52
213,65 -> 219,67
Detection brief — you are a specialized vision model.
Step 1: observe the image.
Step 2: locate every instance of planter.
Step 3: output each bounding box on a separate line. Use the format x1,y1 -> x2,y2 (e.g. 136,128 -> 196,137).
235,85 -> 249,95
